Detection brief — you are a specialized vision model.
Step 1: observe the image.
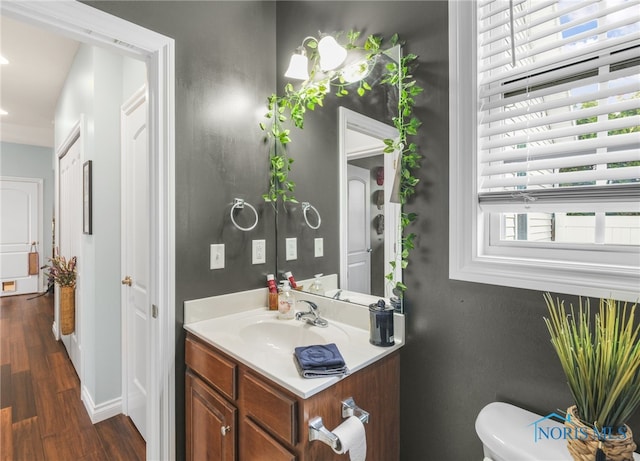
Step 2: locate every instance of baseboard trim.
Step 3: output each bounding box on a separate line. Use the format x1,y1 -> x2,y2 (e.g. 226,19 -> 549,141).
81,385 -> 123,424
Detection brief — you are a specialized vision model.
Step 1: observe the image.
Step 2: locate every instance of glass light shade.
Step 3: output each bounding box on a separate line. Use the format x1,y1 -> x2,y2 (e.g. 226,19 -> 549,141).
318,36 -> 347,71
284,53 -> 310,80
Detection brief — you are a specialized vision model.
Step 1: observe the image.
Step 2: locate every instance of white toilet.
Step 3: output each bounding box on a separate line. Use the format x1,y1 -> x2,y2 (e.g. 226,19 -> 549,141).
476,402 -> 640,461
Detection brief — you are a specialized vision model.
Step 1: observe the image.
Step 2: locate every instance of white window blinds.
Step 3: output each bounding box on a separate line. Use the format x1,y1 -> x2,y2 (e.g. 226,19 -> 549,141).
477,0 -> 640,211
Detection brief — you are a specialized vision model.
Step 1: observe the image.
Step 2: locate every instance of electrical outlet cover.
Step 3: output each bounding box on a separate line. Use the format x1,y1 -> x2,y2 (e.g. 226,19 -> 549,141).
314,238 -> 324,258
286,237 -> 297,261
252,239 -> 266,264
210,244 -> 225,269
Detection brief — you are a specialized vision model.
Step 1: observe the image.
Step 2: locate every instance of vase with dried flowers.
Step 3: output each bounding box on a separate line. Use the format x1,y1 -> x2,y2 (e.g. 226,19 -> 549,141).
43,252 -> 77,335
544,293 -> 639,461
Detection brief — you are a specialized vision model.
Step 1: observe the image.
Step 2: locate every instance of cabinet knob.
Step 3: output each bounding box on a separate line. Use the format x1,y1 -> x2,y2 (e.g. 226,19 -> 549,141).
220,425 -> 231,436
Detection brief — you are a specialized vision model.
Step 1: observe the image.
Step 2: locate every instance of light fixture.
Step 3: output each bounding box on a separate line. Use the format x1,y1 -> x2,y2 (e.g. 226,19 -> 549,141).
0,109 -> 8,116
284,48 -> 310,80
318,35 -> 347,71
0,55 -> 8,65
284,34 -> 348,80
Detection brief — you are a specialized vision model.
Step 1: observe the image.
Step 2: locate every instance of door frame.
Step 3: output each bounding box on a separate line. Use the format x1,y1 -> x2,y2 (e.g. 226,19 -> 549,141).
338,107 -> 401,298
0,2 -> 176,459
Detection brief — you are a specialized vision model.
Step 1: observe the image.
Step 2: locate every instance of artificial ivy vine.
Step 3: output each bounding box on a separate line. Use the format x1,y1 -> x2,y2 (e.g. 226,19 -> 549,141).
260,31 -> 423,295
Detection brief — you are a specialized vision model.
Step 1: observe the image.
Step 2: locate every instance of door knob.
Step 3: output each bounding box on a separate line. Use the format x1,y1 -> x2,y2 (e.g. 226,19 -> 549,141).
220,425 -> 231,436
121,276 -> 132,286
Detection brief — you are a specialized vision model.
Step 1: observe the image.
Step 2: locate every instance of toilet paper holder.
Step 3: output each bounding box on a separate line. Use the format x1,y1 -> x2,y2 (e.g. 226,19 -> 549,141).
308,397 -> 369,450
341,397 -> 369,423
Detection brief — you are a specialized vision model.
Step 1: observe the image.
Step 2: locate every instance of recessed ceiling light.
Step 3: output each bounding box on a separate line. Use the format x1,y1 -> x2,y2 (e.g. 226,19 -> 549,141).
0,109 -> 8,116
0,56 -> 8,65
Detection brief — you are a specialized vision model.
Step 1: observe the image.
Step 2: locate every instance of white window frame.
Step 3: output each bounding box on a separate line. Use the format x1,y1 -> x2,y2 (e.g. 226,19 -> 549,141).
448,0 -> 640,303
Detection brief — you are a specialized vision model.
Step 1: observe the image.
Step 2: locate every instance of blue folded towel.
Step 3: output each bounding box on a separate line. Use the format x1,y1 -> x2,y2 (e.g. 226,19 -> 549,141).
293,343 -> 348,378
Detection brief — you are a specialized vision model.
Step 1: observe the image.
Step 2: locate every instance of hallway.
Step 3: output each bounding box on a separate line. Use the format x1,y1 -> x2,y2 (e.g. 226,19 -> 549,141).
0,293 -> 145,460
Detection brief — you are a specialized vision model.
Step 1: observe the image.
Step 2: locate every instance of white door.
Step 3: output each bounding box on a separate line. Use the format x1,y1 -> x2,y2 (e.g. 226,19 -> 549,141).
121,87 -> 149,440
0,178 -> 42,296
347,164 -> 371,294
59,133 -> 83,373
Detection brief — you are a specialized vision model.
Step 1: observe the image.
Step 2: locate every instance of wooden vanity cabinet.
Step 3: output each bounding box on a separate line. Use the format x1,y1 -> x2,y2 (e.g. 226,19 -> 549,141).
185,333 -> 400,461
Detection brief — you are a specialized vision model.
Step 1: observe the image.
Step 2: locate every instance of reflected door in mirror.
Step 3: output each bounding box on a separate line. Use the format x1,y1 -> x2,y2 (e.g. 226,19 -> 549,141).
347,164 -> 372,295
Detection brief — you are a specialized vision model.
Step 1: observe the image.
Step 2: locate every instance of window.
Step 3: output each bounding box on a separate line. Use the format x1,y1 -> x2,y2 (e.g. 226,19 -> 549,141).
449,0 -> 640,302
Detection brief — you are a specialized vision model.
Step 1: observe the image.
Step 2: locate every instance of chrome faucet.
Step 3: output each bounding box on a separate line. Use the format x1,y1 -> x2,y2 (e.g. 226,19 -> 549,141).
295,300 -> 328,328
331,290 -> 349,302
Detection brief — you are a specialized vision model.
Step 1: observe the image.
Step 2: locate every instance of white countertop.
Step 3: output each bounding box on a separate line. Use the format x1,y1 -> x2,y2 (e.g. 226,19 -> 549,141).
183,291 -> 404,399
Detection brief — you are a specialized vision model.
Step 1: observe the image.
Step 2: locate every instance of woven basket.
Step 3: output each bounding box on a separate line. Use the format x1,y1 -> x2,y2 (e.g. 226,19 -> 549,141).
60,286 -> 75,335
565,406 -> 637,461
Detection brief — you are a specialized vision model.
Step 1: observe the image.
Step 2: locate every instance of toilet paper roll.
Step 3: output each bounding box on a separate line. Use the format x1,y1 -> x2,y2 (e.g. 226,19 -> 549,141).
332,416 -> 367,461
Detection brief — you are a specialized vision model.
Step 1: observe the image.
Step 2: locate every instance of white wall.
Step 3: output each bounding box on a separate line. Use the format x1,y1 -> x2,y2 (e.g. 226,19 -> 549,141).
55,43 -> 146,411
0,142 -> 55,291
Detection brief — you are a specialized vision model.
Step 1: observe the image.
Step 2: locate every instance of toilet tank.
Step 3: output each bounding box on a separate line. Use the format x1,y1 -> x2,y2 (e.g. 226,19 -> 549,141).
475,402 -> 572,461
476,402 -> 640,461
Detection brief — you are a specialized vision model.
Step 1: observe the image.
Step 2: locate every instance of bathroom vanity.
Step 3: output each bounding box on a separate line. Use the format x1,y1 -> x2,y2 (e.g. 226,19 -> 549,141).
183,291 -> 404,461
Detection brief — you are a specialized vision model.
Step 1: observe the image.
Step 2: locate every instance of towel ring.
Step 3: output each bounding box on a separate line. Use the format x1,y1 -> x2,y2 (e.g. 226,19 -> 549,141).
302,202 -> 321,230
230,198 -> 258,232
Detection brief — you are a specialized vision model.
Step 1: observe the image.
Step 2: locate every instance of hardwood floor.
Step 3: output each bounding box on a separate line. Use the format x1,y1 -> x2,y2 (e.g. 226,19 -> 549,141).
0,293 -> 145,461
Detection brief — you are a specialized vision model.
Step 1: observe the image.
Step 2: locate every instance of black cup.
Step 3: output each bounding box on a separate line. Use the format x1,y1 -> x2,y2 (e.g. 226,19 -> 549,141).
369,301 -> 395,347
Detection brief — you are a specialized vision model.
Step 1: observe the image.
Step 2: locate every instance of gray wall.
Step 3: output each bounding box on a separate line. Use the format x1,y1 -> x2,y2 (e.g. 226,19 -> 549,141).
0,142 -> 55,278
88,1 -> 640,459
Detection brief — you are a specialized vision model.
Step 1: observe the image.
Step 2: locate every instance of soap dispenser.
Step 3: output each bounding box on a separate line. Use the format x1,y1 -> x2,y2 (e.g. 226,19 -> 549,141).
308,274 -> 325,296
278,281 -> 295,320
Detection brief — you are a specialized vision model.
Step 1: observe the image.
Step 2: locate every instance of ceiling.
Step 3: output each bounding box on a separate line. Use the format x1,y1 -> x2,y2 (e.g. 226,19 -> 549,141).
1,15 -> 80,148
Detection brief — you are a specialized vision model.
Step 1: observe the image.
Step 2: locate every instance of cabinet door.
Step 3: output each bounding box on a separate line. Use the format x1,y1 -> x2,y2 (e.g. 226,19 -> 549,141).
186,371 -> 236,461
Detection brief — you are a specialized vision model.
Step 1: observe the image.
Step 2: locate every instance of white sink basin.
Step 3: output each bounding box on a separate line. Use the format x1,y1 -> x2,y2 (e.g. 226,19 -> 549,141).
239,320 -> 348,352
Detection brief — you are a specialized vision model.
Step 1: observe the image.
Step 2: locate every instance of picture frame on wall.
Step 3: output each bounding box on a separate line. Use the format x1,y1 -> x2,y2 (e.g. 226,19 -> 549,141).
83,160 -> 92,234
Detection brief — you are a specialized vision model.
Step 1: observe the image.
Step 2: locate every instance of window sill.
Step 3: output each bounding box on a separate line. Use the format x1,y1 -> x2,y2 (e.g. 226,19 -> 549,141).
450,251 -> 640,303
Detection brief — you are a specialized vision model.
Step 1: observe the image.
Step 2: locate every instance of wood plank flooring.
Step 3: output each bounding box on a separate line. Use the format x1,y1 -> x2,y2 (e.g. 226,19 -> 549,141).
0,293 -> 145,461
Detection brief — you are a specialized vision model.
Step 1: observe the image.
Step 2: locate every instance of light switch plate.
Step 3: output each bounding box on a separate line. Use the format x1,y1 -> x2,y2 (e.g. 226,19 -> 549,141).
210,244 -> 225,269
314,238 -> 324,258
285,237 -> 297,261
252,239 -> 266,265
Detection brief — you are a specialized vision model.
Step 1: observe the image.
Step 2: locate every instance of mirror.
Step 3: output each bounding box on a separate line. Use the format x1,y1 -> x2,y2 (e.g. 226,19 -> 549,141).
335,107 -> 401,305
272,44 -> 407,311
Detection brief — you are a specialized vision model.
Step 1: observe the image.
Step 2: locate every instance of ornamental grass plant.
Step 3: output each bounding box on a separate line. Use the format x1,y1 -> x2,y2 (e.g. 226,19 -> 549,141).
544,293 -> 640,431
